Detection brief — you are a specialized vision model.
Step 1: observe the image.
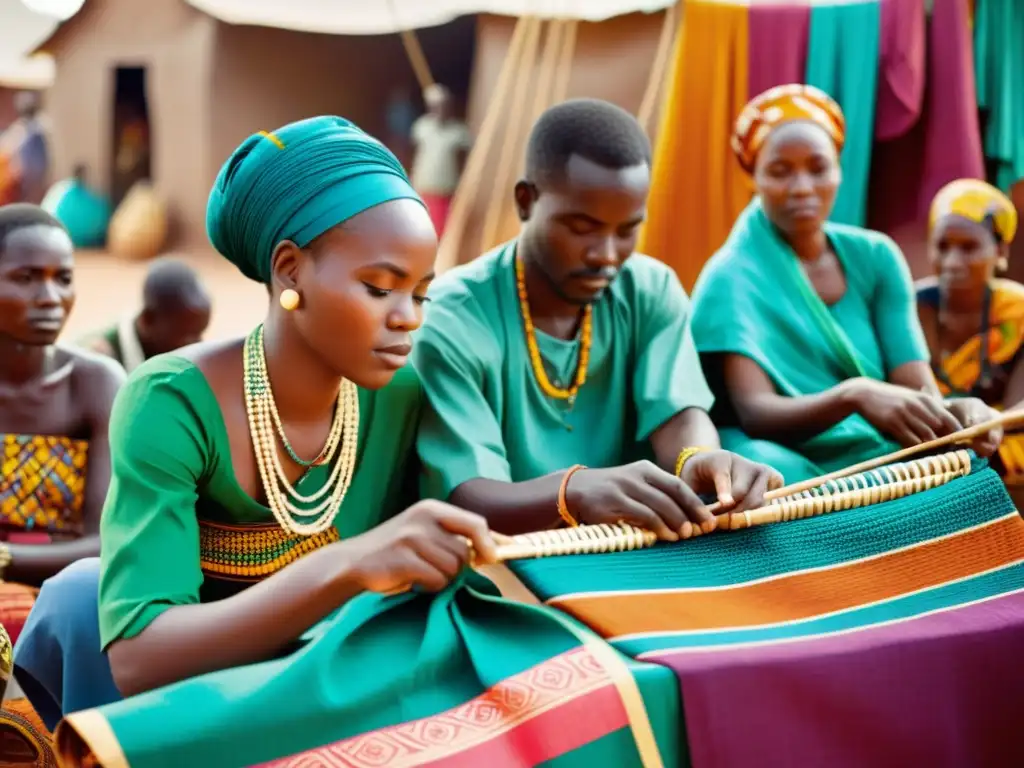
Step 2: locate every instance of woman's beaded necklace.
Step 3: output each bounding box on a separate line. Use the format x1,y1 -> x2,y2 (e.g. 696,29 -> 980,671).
243,325 -> 360,536
515,253 -> 592,405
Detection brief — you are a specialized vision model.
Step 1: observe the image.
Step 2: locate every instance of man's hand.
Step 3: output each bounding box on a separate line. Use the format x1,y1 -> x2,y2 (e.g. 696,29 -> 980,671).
945,398 -> 1002,457
681,450 -> 785,512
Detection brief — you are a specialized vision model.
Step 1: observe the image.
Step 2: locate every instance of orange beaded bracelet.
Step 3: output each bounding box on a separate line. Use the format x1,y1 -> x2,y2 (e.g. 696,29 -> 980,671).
557,464 -> 586,527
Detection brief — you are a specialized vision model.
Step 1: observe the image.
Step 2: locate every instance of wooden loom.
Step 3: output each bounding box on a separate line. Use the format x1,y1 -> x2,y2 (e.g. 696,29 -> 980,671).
481,410 -> 1024,564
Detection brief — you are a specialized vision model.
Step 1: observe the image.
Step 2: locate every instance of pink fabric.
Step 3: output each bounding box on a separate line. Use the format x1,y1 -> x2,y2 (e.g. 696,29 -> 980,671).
867,0 -> 985,236
420,192 -> 452,236
875,0 -> 926,141
652,592 -> 1024,768
747,2 -> 811,97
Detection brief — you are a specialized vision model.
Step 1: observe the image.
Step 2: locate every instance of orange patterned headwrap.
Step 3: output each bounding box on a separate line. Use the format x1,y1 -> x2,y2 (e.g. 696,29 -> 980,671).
929,179 -> 1018,244
731,84 -> 846,174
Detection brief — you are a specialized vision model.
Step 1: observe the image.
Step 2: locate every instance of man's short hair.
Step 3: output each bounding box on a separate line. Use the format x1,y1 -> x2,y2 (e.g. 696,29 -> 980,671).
0,204 -> 66,254
142,257 -> 209,312
524,98 -> 652,185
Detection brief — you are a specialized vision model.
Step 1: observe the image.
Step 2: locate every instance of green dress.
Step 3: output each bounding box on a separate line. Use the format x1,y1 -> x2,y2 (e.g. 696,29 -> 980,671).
691,199 -> 929,484
413,242 -> 714,501
98,353 -> 423,648
59,354 -> 681,768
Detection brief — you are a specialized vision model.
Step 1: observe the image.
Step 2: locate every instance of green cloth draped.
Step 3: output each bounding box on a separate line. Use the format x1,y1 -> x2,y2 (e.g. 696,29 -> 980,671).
206,116 -> 423,283
974,0 -> 1024,191
57,572 -> 680,768
690,198 -> 929,483
804,0 -> 881,227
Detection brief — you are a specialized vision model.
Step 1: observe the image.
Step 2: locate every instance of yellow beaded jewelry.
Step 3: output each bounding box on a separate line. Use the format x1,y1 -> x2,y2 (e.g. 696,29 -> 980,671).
515,253 -> 592,402
674,447 -> 709,478
243,325 -> 359,536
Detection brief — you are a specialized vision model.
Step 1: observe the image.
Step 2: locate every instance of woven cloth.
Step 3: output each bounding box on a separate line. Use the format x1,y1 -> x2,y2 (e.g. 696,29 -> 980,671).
510,458 -> 1024,768
0,698 -> 56,768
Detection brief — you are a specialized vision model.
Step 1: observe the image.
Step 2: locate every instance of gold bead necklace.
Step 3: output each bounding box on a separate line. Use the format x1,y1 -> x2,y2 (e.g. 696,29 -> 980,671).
515,253 -> 592,403
243,325 -> 360,536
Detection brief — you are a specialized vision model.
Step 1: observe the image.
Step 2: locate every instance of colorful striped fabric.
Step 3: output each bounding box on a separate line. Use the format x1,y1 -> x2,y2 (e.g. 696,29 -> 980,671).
506,458 -> 1024,767
53,573 -> 679,768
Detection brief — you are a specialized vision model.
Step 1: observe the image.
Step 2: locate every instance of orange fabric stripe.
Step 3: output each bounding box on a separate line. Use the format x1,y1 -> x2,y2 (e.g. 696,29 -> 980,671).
639,0 -> 750,291
551,515 -> 1024,636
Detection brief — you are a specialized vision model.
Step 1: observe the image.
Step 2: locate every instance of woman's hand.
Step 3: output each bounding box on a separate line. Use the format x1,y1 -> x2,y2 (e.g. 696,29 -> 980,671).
564,460 -> 738,542
344,501 -> 498,595
844,378 -> 962,446
680,450 -> 785,511
944,398 -> 1003,457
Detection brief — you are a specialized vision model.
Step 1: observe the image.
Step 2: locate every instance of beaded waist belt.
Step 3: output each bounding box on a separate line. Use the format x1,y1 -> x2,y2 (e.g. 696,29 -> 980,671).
198,520 -> 340,582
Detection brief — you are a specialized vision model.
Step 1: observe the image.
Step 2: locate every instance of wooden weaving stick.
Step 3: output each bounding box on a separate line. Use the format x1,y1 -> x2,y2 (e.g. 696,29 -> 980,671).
469,450 -> 973,564
705,408 -> 1024,516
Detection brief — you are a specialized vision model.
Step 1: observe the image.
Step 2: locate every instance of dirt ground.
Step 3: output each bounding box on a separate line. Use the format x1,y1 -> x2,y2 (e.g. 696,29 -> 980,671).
65,248 -> 268,343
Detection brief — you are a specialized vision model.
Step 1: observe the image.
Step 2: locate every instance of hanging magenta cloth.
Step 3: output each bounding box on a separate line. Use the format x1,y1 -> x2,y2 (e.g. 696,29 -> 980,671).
747,2 -> 810,97
874,0 -> 926,141
868,0 -> 985,239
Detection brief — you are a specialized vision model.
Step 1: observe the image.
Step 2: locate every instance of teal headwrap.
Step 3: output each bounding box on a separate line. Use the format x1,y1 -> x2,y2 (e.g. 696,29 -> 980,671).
206,116 -> 424,283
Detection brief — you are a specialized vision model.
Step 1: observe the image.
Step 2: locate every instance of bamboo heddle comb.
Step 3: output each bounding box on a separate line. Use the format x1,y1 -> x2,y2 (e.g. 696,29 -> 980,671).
705,409 -> 1024,516
481,449 -> 973,563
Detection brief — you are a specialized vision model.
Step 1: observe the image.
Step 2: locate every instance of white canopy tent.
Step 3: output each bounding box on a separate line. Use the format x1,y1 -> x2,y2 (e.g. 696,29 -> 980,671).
183,0 -> 673,34
0,1 -> 69,87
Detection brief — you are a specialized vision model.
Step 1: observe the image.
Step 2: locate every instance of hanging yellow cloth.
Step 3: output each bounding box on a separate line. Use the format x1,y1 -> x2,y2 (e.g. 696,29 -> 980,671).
639,0 -> 750,292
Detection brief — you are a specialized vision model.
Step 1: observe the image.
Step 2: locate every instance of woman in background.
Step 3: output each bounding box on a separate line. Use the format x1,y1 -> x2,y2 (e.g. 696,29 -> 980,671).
691,84 -> 1001,484
0,204 -> 122,644
916,179 -> 1024,475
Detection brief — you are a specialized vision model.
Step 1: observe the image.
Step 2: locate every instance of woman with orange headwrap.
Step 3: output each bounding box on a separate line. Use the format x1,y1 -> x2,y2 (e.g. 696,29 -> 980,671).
916,180 -> 1024,475
690,85 -> 1001,483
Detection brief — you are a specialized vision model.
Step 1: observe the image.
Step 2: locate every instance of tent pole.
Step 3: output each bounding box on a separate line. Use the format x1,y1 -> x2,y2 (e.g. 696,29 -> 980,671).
553,19 -> 578,102
386,0 -> 435,90
479,16 -> 544,251
493,18 -> 574,244
436,16 -> 533,273
637,1 -> 681,134
399,29 -> 435,91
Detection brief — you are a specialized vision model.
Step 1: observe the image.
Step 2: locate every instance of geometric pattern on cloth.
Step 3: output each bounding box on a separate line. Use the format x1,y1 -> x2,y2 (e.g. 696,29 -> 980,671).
252,647 -> 617,768
0,697 -> 57,767
198,520 -> 340,582
0,434 -> 88,535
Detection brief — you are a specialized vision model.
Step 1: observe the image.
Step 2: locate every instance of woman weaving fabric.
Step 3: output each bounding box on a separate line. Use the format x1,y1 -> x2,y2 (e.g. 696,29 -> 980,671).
915,179 -> 1024,479
690,85 -> 1002,483
12,117 -> 498,733
0,204 -> 123,646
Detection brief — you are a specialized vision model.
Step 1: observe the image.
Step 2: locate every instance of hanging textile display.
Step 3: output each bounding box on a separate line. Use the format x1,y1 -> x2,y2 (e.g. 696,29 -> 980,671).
747,1 -> 810,97
868,0 -> 985,236
974,0 -> 1024,191
639,0 -> 750,292
804,0 -> 882,228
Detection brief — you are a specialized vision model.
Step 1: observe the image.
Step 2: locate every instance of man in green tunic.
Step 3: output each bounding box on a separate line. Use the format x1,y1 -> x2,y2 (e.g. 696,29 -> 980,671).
414,99 -> 782,541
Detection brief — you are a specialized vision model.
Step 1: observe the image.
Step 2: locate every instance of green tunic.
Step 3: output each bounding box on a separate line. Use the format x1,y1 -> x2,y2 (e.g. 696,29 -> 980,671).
691,199 -> 929,483
413,242 -> 714,501
98,353 -> 422,648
